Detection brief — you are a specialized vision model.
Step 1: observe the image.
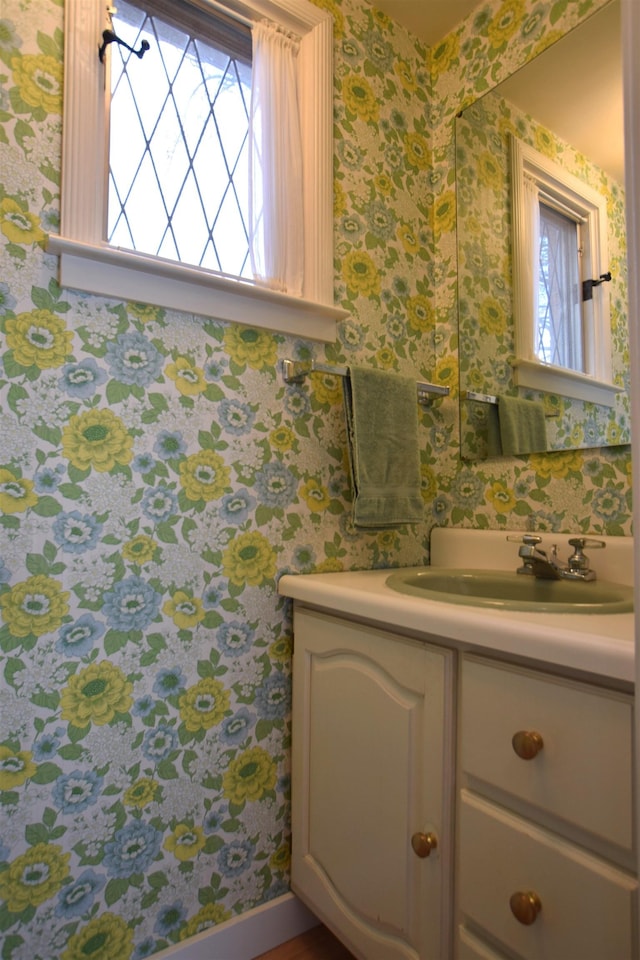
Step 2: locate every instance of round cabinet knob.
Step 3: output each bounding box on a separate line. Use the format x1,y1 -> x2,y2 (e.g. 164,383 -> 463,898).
512,730 -> 544,760
411,831 -> 438,858
510,890 -> 542,925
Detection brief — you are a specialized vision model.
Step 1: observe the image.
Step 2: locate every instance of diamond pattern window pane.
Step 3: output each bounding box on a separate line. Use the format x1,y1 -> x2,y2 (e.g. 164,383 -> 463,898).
108,1 -> 252,279
536,203 -> 584,373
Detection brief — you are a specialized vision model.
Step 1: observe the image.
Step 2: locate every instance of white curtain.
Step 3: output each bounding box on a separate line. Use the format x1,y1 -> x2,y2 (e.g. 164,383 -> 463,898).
249,20 -> 304,296
522,173 -> 541,359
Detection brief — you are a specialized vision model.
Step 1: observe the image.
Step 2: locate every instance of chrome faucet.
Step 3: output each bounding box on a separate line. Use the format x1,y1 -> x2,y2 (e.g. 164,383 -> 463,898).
507,535 -> 605,581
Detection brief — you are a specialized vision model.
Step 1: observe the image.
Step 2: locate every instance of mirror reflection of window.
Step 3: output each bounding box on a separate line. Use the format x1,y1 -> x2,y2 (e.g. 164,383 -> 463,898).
537,201 -> 583,372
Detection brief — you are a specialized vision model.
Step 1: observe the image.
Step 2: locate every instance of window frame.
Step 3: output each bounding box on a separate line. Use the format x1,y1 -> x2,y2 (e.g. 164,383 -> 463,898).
510,135 -> 621,405
48,0 -> 344,342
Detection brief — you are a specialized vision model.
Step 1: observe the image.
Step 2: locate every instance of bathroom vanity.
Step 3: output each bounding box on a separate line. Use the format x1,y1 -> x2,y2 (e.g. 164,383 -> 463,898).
279,529 -> 637,960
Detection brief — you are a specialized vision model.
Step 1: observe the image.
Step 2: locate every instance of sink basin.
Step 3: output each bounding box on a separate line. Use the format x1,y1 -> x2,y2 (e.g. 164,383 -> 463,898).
385,568 -> 634,613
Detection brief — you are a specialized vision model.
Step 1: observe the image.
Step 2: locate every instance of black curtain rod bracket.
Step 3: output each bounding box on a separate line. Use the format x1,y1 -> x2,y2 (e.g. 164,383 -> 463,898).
99,29 -> 150,63
582,271 -> 612,302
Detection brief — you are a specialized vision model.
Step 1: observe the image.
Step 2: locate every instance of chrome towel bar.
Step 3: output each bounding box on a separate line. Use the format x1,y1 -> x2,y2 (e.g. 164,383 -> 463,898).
281,359 -> 450,406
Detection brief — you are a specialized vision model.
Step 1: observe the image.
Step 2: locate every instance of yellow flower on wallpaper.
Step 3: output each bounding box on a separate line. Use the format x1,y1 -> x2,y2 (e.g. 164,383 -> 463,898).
0,469 -> 38,514
223,325 -> 277,371
0,746 -> 37,789
333,179 -> 347,218
122,534 -> 157,565
406,294 -> 433,334
179,677 -> 231,732
315,557 -> 344,572
393,59 -> 418,94
486,480 -> 517,514
269,841 -> 291,872
11,52 -> 63,113
420,465 -> 438,501
62,408 -> 133,472
0,575 -> 69,638
433,355 -> 459,390
429,33 -> 460,77
124,778 -> 158,808
341,250 -> 380,297
404,132 -> 430,170
5,309 -> 72,369
0,843 -> 70,911
178,903 -> 232,940
433,190 -> 456,236
342,74 -> 379,123
165,356 -> 207,396
528,449 -> 583,479
397,222 -> 420,255
61,913 -> 133,960
477,151 -> 504,191
269,425 -> 295,452
222,531 -> 277,586
478,296 -> 507,336
222,746 -> 277,804
312,373 -> 342,406
60,661 -> 133,728
164,823 -> 206,861
0,198 -> 46,245
163,590 -> 205,628
487,0 -> 525,49
299,478 -> 331,513
179,450 -> 230,502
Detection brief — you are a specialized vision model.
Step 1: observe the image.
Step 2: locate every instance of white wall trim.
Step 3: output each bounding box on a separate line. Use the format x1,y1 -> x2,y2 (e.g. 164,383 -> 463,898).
151,893 -> 318,960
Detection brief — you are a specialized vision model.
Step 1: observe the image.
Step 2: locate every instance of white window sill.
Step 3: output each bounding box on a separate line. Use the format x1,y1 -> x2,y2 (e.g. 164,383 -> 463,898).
47,235 -> 346,342
513,358 -> 623,406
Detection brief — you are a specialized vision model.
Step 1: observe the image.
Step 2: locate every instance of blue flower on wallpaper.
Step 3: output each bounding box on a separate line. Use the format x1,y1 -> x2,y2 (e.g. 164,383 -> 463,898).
133,937 -> 158,959
154,430 -> 187,460
153,667 -> 186,698
254,462 -> 297,508
292,545 -> 316,572
202,805 -> 229,835
103,820 -> 163,877
105,331 -> 163,386
201,582 -> 223,609
54,869 -> 106,918
154,900 -> 187,936
591,487 -> 627,522
133,695 -> 156,717
133,452 -> 157,472
103,576 -> 162,631
52,770 -> 104,814
255,673 -> 290,719
282,387 -> 310,417
142,485 -> 178,523
217,839 -> 254,877
204,357 -> 227,380
0,558 -> 10,584
218,620 -> 254,656
33,728 -> 64,761
59,358 -> 108,398
0,281 -> 17,315
56,613 -> 106,657
34,464 -> 65,494
219,489 -> 256,524
218,398 -> 256,435
219,707 -> 256,746
364,199 -> 397,241
52,510 -> 103,554
142,723 -> 178,762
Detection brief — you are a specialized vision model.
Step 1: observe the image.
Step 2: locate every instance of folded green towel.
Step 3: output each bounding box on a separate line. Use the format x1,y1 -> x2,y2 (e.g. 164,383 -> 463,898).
498,395 -> 547,455
343,366 -> 424,528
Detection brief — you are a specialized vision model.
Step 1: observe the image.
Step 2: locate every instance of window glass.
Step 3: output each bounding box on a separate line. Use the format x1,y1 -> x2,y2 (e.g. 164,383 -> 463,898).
108,0 -> 252,277
537,202 -> 583,371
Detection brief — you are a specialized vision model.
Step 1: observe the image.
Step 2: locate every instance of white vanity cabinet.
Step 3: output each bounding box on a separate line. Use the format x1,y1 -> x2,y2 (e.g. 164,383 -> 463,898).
291,607 -> 455,959
457,655 -> 637,960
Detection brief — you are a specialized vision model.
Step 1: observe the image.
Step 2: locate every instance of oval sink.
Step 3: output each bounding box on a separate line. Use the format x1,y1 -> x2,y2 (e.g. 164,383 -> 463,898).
385,568 -> 634,613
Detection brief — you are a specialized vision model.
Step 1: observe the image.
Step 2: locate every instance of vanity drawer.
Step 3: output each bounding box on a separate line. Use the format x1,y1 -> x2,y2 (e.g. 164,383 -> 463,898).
460,656 -> 633,850
458,790 -> 638,960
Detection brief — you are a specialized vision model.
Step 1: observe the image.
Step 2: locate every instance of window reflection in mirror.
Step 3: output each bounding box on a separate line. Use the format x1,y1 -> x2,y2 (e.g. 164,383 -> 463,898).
456,0 -> 630,461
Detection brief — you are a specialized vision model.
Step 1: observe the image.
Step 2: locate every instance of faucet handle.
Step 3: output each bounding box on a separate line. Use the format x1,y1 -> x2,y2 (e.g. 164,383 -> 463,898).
567,537 -> 605,576
506,534 -> 542,545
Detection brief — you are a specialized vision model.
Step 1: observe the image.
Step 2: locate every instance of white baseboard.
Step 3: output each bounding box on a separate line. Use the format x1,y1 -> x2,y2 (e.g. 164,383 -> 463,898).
152,893 -> 319,960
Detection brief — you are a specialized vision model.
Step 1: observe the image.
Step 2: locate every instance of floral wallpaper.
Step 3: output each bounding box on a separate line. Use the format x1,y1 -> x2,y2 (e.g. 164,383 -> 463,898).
0,1 -> 633,960
457,88 -> 630,459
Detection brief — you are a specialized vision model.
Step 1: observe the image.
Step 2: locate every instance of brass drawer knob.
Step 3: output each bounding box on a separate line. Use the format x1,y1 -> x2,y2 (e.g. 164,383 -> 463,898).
411,831 -> 438,858
512,730 -> 544,760
510,890 -> 542,925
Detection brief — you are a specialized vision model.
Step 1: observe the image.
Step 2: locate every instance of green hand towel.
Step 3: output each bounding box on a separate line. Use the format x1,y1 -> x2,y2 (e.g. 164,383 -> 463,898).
498,395 -> 547,456
344,366 -> 424,528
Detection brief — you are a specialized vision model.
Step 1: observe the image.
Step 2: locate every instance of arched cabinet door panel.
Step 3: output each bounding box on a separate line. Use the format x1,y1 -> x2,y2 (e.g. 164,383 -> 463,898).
291,607 -> 455,960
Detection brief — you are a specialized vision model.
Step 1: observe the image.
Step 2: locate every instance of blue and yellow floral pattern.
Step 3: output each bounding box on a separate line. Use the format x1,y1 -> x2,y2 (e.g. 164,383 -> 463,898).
0,0 -> 632,958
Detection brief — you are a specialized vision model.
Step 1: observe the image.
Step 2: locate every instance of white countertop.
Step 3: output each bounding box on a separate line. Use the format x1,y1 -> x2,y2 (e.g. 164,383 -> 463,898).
279,533 -> 636,685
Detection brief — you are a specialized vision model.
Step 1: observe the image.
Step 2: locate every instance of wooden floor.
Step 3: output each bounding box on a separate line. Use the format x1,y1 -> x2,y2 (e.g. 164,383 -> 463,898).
254,924 -> 357,960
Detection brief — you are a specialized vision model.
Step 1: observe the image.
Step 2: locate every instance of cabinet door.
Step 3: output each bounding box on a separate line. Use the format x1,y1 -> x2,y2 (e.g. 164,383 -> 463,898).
291,608 -> 454,960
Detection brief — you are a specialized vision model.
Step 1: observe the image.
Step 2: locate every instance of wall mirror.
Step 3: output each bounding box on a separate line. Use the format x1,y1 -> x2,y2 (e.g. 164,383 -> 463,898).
456,0 -> 630,460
